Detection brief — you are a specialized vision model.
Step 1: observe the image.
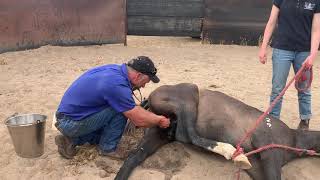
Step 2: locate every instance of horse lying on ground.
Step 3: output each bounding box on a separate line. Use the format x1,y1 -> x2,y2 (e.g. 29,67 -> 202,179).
115,83 -> 320,180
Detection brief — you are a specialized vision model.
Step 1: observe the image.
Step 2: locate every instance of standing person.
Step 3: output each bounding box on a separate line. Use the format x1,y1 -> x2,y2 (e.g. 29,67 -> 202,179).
54,56 -> 170,159
259,0 -> 320,130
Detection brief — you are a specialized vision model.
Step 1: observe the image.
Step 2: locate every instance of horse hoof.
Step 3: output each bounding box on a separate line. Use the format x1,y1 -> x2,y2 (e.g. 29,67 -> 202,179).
233,154 -> 252,169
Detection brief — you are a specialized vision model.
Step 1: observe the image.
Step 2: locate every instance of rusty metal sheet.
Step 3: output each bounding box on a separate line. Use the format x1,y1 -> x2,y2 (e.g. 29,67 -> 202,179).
0,0 -> 125,53
203,0 -> 271,45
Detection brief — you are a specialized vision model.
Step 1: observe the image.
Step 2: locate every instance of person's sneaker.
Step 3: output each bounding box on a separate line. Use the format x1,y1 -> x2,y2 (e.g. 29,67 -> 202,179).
297,119 -> 310,131
55,135 -> 77,159
97,148 -> 126,160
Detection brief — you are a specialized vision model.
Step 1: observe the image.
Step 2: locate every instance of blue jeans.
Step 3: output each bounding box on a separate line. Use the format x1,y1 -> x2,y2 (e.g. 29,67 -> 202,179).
55,107 -> 127,152
270,48 -> 311,120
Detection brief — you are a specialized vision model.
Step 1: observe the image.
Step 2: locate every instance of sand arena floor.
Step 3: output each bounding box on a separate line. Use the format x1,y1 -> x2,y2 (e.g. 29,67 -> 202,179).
0,36 -> 320,179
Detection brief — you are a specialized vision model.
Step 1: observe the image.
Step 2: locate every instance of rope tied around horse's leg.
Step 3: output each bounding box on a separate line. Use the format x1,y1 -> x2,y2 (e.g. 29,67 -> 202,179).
233,144 -> 320,180
313,152 -> 320,156
232,65 -> 314,180
244,144 -> 319,157
232,64 -> 312,160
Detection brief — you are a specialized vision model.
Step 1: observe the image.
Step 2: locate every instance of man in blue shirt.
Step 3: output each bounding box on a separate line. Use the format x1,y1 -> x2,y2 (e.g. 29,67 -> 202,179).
55,56 -> 170,159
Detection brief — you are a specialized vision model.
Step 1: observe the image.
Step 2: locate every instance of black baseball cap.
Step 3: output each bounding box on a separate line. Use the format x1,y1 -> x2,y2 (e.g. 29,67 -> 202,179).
127,56 -> 160,83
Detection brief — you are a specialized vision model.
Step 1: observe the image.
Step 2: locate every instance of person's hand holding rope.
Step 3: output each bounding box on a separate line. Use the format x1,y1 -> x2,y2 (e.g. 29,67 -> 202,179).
302,53 -> 317,70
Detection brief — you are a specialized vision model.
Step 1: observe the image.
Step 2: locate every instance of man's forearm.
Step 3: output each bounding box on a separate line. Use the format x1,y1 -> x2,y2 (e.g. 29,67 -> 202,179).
261,5 -> 279,48
310,13 -> 320,56
124,106 -> 161,127
132,106 -> 161,127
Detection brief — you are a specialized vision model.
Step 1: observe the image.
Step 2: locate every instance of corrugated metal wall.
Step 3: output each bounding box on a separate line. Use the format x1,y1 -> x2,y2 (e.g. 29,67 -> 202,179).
202,0 -> 271,45
0,0 -> 125,54
127,0 -> 204,37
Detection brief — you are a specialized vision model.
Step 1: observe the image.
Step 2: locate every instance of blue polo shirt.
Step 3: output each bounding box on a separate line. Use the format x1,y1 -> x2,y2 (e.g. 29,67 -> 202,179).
271,0 -> 320,51
57,64 -> 136,120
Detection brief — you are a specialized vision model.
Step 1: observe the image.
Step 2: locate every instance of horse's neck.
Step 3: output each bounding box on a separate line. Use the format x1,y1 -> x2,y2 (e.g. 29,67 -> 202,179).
295,130 -> 320,152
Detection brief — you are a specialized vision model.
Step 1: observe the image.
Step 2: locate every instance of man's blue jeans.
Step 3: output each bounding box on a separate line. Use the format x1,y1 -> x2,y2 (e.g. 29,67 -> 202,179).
270,48 -> 311,120
55,107 -> 127,152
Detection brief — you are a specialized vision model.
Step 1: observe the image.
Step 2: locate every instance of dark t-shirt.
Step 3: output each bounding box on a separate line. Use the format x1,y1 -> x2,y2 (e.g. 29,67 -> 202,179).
271,0 -> 320,51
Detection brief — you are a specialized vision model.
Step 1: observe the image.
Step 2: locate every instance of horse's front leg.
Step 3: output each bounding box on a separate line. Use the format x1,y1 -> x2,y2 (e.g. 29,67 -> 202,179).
259,149 -> 283,180
115,127 -> 170,180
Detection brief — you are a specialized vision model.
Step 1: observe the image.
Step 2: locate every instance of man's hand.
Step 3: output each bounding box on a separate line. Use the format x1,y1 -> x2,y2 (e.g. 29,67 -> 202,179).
302,54 -> 316,70
158,116 -> 170,128
258,47 -> 268,64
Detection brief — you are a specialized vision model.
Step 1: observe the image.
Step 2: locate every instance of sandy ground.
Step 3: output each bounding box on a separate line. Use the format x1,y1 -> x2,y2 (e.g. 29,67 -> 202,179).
0,36 -> 320,180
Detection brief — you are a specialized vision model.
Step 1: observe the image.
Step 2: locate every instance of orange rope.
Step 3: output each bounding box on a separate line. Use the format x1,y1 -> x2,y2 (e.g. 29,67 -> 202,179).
232,65 -> 315,180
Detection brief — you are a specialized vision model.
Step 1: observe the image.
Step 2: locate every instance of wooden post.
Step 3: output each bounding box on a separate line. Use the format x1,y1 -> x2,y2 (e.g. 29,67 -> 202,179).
124,0 -> 128,46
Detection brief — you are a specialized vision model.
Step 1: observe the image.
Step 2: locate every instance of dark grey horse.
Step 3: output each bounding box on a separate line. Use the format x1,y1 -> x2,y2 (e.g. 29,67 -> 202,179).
115,83 -> 320,180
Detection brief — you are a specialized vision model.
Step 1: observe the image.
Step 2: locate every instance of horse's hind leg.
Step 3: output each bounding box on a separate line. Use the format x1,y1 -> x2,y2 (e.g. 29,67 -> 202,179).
174,105 -> 252,169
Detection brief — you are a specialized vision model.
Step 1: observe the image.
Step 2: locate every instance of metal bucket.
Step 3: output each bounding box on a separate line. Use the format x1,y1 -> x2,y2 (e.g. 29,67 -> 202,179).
5,114 -> 47,158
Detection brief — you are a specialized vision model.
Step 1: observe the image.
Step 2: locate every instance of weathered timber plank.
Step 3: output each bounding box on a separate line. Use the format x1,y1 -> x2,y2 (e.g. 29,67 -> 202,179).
203,0 -> 271,45
128,16 -> 202,37
127,0 -> 204,17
